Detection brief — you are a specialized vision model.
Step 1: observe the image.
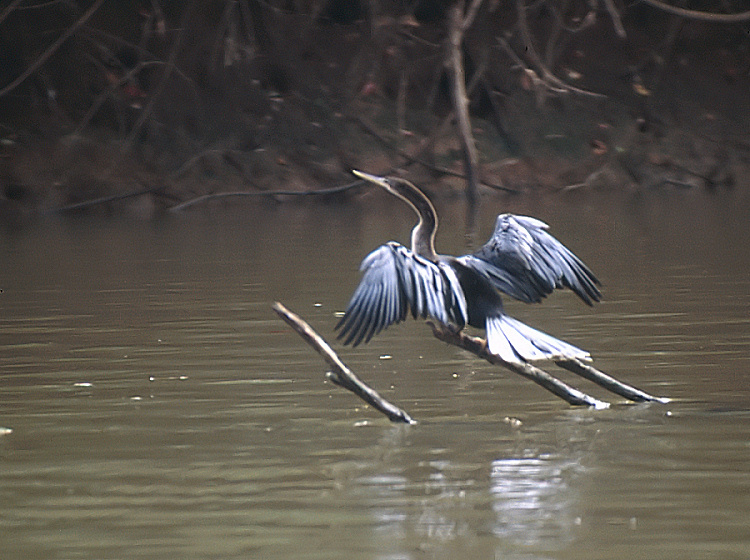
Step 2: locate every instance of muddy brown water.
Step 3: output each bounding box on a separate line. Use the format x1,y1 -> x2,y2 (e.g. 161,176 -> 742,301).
1,187 -> 749,559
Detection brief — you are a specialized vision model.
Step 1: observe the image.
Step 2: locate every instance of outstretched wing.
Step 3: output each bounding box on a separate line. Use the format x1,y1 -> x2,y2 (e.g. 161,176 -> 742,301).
459,214 -> 601,305
336,242 -> 467,346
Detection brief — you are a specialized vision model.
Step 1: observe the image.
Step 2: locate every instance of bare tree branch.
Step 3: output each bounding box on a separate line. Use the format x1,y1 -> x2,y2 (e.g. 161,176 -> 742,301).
555,359 -> 669,403
349,115 -> 517,193
602,0 -> 627,38
70,60 -> 164,138
169,179 -> 363,212
514,0 -> 606,99
429,322 -> 667,405
637,0 -> 750,23
462,0 -> 485,31
0,0 -> 24,26
0,0 -> 107,98
272,302 -> 416,424
272,294 -> 668,419
114,0 -> 198,163
428,322 -> 611,408
50,184 -> 164,214
447,1 -> 482,203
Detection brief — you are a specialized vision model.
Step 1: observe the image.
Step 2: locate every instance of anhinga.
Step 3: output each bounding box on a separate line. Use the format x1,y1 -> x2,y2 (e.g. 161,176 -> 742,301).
336,170 -> 602,364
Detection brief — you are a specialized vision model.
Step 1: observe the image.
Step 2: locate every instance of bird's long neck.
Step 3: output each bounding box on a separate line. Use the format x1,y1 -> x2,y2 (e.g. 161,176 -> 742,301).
393,183 -> 438,261
411,208 -> 437,260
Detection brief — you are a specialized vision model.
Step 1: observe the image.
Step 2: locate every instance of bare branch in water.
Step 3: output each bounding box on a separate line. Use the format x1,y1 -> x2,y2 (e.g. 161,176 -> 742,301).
272,302 -> 416,424
428,322 -> 610,408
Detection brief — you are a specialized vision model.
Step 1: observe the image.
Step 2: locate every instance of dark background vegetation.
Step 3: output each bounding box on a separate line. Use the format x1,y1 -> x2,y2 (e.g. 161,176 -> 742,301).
1,0 -> 749,215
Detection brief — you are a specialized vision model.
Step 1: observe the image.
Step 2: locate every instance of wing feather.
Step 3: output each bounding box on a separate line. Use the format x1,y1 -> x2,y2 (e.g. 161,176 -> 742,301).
463,214 -> 601,305
336,242 -> 468,346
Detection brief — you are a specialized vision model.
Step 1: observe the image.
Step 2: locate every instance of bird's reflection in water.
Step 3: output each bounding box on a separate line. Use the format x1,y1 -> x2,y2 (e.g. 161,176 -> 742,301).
357,452 -> 583,559
489,453 -> 581,548
343,421 -> 592,559
362,466 -> 473,546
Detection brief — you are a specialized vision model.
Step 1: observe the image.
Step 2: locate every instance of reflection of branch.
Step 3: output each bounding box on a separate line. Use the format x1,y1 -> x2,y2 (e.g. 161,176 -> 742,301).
272,302 -> 416,424
638,0 -> 750,22
0,0 -> 106,98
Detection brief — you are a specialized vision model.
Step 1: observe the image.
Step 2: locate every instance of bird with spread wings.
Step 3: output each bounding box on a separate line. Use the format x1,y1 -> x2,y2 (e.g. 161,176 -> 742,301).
336,171 -> 601,364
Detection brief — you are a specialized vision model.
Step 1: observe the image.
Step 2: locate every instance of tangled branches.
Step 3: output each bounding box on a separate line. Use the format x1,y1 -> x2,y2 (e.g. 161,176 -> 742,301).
0,1 -> 747,211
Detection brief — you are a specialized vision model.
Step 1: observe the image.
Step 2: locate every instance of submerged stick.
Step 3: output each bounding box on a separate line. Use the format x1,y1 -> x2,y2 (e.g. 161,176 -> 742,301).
555,359 -> 669,403
274,303 -> 662,414
428,323 -> 610,409
272,302 -> 415,424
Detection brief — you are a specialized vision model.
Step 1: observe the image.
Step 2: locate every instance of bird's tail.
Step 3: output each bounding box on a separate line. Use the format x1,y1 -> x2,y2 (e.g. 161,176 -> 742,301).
485,315 -> 591,364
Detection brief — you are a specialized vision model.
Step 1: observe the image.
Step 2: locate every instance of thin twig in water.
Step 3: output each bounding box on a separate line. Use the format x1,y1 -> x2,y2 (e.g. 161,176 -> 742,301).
428,322 -> 610,408
557,166 -> 607,192
429,322 -> 666,404
272,302 -> 416,424
555,359 -> 668,403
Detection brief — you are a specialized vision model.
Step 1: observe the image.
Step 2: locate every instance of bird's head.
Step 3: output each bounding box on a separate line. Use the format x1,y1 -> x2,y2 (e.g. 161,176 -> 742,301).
352,169 -> 438,259
352,170 -> 402,197
351,170 -> 431,211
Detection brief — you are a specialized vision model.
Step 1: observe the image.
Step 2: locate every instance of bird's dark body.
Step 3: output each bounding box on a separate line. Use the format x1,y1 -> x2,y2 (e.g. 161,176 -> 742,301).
442,257 -> 502,329
337,171 -> 601,363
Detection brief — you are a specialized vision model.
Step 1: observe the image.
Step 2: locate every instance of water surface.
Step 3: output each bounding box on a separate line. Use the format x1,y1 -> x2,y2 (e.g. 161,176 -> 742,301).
1,187 -> 749,559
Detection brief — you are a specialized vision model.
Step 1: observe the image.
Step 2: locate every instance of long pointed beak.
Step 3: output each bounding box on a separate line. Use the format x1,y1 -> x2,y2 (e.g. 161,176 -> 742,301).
352,169 -> 389,189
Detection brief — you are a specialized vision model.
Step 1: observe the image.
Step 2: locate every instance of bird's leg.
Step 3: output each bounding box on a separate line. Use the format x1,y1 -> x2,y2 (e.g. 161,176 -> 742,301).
446,322 -> 464,335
